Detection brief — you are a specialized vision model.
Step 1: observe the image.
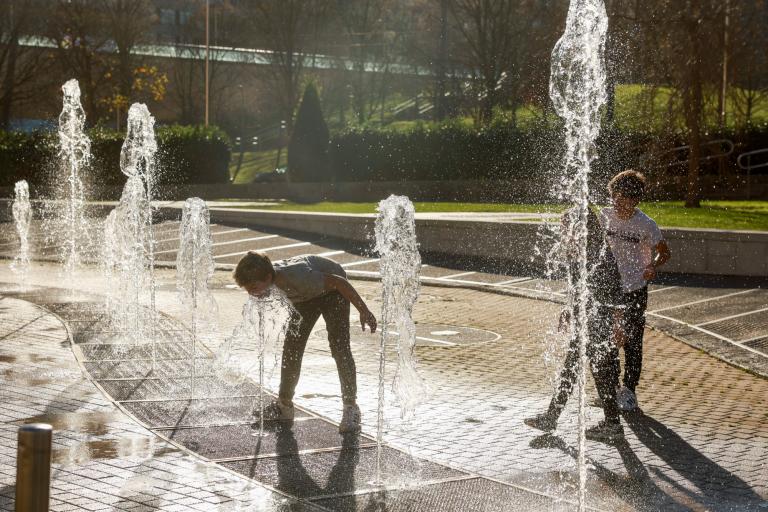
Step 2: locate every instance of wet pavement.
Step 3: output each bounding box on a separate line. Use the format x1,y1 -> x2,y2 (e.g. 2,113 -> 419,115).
0,217 -> 767,511
1,218 -> 764,376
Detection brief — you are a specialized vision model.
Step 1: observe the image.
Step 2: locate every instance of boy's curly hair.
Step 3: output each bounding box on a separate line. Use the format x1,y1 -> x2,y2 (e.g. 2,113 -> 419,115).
608,170 -> 646,200
233,251 -> 276,287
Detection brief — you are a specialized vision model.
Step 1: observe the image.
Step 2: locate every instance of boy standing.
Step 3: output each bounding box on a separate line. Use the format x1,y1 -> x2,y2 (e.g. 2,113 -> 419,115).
599,170 -> 671,412
525,208 -> 626,441
233,252 -> 377,433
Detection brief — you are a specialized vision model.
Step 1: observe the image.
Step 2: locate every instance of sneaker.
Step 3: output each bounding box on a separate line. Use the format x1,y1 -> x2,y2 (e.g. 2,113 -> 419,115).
339,404 -> 361,433
524,411 -> 558,432
585,420 -> 624,442
616,386 -> 638,412
263,399 -> 295,421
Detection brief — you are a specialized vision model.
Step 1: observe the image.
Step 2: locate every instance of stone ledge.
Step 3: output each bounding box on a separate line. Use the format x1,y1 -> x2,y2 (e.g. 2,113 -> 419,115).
159,207 -> 768,277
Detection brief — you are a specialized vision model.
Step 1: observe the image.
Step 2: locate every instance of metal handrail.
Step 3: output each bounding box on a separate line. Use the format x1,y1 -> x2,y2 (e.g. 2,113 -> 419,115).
737,147 -> 768,200
737,148 -> 768,171
642,139 -> 735,170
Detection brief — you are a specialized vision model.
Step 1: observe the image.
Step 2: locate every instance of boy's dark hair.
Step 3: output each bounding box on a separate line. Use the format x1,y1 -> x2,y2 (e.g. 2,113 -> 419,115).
233,251 -> 275,287
608,170 -> 646,200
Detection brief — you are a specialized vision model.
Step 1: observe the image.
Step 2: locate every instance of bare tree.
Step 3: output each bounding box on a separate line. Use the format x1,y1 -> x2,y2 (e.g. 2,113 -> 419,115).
728,0 -> 768,128
0,0 -> 48,128
99,0 -> 156,100
241,0 -> 322,128
46,0 -> 111,121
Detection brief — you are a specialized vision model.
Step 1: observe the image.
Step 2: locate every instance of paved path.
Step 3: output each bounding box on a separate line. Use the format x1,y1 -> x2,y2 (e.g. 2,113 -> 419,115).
2,218 -> 764,376
0,293 -> 303,511
0,217 -> 767,511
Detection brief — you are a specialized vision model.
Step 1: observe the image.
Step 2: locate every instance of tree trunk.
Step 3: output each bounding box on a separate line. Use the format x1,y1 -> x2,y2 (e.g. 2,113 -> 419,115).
0,30 -> 19,129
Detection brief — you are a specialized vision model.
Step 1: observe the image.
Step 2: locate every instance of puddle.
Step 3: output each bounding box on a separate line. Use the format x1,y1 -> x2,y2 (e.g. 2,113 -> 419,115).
2,369 -> 54,387
52,437 -> 177,465
0,353 -> 59,364
300,393 -> 339,399
17,411 -> 125,436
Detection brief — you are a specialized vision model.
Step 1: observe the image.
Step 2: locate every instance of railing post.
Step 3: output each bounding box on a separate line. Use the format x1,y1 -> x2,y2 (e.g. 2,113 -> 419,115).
15,424 -> 52,512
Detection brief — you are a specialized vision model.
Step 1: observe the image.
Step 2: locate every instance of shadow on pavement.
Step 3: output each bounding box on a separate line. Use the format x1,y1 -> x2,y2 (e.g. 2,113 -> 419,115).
239,426 -> 360,500
625,412 -> 764,510
530,431 -> 686,511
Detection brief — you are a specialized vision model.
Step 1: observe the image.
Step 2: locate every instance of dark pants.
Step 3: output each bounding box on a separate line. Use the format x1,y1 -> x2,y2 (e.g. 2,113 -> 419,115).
278,292 -> 357,405
550,306 -> 621,423
621,287 -> 648,392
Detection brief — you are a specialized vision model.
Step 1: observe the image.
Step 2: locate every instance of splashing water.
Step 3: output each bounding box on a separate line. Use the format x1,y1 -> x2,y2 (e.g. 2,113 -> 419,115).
11,180 -> 32,283
176,198 -> 218,398
101,210 -> 119,311
58,79 -> 92,285
105,104 -> 158,342
217,288 -> 296,438
548,0 -> 608,510
373,194 -> 427,484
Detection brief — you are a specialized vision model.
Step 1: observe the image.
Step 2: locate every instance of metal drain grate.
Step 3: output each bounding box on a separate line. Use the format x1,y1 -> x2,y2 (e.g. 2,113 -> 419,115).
84,358 -> 215,379
222,445 -> 466,500
312,478 -> 557,512
123,397 -> 309,428
163,419 -> 371,460
98,376 -> 257,401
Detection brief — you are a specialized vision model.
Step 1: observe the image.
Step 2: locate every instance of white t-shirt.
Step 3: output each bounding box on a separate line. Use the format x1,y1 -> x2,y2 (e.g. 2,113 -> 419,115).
599,208 -> 664,293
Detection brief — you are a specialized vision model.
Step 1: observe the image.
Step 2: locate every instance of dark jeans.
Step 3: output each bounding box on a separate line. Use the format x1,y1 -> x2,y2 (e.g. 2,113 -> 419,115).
278,291 -> 357,405
621,287 -> 648,392
550,305 -> 621,423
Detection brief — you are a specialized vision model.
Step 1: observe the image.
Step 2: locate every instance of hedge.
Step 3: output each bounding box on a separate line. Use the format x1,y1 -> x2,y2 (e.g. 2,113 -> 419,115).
0,125 -> 231,191
328,120 -> 768,185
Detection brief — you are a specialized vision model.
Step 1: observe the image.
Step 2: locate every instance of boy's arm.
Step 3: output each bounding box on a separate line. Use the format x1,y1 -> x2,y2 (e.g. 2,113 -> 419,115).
323,274 -> 377,333
643,240 -> 671,281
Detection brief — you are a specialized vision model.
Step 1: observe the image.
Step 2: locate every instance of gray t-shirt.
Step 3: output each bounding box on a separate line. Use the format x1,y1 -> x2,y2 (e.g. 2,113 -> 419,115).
274,255 -> 346,303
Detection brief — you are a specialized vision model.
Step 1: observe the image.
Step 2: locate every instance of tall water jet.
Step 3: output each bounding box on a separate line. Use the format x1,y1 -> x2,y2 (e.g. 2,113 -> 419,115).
11,180 -> 32,283
373,194 -> 426,484
217,288 -> 295,438
58,79 -> 92,285
108,103 -> 157,343
549,0 -> 608,509
176,198 -> 218,398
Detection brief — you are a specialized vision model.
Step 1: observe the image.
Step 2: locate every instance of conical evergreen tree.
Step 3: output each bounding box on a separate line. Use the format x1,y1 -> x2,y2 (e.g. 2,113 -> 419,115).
288,84 -> 329,182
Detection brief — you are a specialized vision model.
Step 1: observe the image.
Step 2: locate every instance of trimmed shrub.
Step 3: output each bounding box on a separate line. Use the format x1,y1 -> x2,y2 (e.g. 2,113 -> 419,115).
0,125 -> 231,190
288,84 -> 330,182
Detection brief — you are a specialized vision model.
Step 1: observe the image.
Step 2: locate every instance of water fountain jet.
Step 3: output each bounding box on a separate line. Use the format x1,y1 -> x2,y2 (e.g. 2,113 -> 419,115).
548,0 -> 608,509
58,79 -> 91,287
176,198 -> 218,399
373,194 -> 427,485
11,180 -> 32,284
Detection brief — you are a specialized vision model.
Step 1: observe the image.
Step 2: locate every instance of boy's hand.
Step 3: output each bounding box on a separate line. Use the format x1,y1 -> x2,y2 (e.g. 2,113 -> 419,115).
643,264 -> 656,281
360,308 -> 377,333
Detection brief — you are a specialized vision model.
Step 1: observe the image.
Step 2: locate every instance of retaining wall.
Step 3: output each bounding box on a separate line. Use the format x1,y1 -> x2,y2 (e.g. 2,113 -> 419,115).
168,208 -> 768,277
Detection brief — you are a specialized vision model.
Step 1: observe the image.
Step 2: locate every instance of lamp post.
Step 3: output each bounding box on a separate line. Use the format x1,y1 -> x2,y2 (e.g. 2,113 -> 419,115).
205,0 -> 210,127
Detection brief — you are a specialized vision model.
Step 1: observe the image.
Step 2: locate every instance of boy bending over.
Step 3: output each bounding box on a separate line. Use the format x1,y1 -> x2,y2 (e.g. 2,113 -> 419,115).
234,252 -> 377,433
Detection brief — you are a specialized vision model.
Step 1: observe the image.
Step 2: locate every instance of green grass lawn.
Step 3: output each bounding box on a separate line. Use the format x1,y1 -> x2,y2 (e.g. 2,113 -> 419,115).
229,149 -> 285,184
219,200 -> 768,231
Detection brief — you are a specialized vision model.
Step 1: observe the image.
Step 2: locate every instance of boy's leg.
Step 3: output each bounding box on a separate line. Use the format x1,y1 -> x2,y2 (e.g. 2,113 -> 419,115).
319,292 -> 356,405
278,300 -> 321,405
622,287 -> 648,393
588,309 -> 621,424
548,335 -> 580,418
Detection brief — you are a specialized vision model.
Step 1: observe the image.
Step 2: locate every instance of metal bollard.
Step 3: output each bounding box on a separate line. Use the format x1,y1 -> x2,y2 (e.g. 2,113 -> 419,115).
15,423 -> 52,512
